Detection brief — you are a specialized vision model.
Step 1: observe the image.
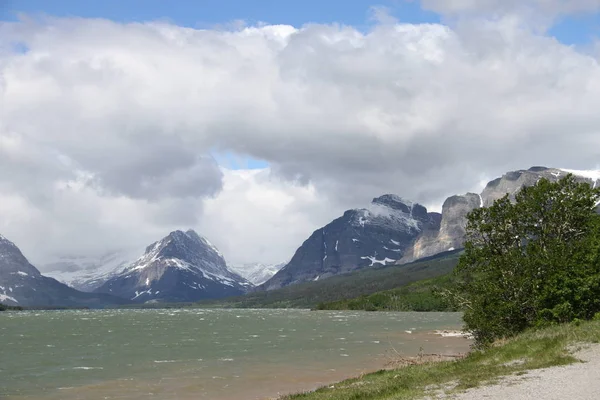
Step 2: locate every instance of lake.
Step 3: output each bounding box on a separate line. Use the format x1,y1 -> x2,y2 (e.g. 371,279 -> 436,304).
0,309 -> 470,400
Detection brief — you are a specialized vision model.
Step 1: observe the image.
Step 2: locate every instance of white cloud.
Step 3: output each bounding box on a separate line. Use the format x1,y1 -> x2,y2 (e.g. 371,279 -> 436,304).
1,12 -> 600,266
198,168 -> 340,265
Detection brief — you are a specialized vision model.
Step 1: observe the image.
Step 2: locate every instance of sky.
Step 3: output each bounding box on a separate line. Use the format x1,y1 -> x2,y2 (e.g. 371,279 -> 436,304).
1,0 -> 600,268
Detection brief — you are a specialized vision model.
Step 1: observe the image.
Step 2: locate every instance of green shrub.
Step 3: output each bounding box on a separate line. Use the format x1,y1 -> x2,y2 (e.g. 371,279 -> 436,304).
457,174 -> 600,347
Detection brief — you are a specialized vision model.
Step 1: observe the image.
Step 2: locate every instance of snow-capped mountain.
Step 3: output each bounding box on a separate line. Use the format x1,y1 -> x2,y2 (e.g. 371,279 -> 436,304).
260,195 -> 441,291
229,262 -> 287,285
94,229 -> 252,303
41,250 -> 139,292
0,234 -> 130,307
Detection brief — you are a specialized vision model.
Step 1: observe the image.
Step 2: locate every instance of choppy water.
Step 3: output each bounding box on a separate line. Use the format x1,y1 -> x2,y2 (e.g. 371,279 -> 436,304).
0,309 -> 469,400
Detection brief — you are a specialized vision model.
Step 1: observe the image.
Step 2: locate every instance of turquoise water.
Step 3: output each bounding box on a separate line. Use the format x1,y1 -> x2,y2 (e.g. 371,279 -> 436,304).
0,309 -> 469,400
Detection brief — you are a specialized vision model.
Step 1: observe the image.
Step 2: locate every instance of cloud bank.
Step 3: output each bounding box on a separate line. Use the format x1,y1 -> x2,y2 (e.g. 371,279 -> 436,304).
1,4 -> 600,265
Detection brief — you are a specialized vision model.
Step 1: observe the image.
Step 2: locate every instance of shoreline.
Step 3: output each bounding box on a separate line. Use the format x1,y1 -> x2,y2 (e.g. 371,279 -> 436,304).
266,331 -> 472,400
277,320 -> 600,400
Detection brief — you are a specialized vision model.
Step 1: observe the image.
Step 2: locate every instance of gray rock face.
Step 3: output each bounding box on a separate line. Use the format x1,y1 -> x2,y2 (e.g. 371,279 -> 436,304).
95,230 -> 252,303
401,166 -> 600,264
400,193 -> 480,263
481,167 -> 599,207
0,234 -> 129,308
259,195 -> 440,291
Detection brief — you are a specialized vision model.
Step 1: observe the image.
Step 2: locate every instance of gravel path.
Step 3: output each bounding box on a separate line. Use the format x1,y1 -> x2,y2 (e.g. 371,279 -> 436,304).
450,344 -> 600,400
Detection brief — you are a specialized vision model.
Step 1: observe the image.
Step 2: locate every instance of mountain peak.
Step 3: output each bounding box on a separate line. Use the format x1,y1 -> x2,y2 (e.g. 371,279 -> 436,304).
184,229 -> 201,241
95,229 -> 250,303
371,194 -> 413,211
0,233 -> 40,277
0,233 -> 17,248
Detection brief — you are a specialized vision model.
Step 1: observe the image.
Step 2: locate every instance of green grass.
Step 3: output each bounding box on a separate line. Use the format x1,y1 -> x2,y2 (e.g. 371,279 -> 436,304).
281,319 -> 600,400
315,273 -> 459,312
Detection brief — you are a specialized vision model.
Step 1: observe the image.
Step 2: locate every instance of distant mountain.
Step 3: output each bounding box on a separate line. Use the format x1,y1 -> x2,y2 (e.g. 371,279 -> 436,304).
229,262 -> 287,285
400,166 -> 600,263
260,167 -> 600,292
0,234 -> 129,308
41,250 -> 138,292
480,167 -> 599,207
260,195 -> 441,291
94,230 -> 252,303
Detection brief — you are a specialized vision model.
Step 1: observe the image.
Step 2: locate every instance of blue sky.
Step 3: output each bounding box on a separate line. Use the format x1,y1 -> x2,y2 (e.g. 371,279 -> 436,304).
2,0 -> 598,46
0,0 -> 439,29
1,0 -> 598,170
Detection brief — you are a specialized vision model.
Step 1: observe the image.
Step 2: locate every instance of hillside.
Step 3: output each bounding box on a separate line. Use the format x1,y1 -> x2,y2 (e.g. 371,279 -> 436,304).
314,272 -> 459,311
168,250 -> 461,309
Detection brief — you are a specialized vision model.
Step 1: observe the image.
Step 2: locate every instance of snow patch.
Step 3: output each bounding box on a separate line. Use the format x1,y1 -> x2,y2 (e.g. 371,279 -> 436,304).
16,271 -> 28,277
560,168 -> 600,182
358,215 -> 367,227
335,240 -> 339,251
383,246 -> 402,252
200,270 -> 236,287
199,235 -> 224,258
132,289 -> 153,300
0,293 -> 18,303
390,239 -> 400,246
560,168 -> 600,188
360,256 -> 396,266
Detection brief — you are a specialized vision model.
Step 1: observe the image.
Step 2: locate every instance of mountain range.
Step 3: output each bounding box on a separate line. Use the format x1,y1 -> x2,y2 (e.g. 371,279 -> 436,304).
2,166 -> 599,307
259,167 -> 600,291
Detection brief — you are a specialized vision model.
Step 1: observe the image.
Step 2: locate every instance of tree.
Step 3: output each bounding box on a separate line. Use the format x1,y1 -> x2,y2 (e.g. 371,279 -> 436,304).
457,174 -> 600,346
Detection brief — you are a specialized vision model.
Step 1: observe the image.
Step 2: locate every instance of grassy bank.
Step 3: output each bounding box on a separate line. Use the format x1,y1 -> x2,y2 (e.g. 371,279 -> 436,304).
282,319 -> 600,400
315,273 -> 458,312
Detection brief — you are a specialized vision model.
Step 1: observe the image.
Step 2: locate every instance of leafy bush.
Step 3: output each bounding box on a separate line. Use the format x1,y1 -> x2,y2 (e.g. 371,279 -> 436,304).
457,174 -> 600,346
